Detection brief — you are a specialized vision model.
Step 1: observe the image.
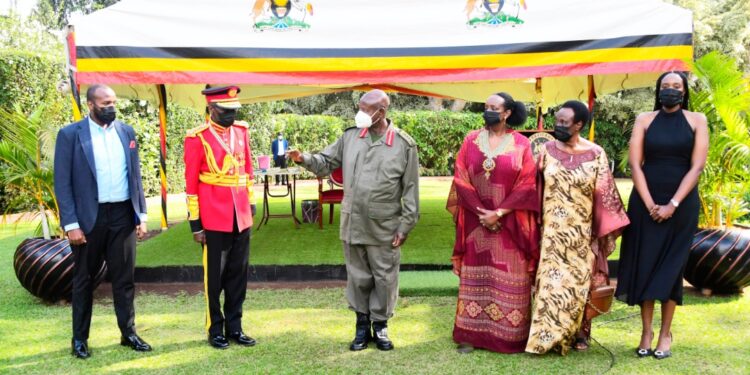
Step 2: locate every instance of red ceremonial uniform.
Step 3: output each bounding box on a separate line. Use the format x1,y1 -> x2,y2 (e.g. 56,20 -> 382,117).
184,120 -> 255,233
188,85 -> 257,343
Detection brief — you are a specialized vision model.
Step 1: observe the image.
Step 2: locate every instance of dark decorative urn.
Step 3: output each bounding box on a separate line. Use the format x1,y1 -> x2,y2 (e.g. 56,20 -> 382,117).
685,228 -> 750,295
14,238 -> 107,302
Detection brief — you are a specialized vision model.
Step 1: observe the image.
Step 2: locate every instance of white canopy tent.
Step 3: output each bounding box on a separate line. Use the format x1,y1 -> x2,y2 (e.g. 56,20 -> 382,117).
66,0 -> 694,228
68,0 -> 692,109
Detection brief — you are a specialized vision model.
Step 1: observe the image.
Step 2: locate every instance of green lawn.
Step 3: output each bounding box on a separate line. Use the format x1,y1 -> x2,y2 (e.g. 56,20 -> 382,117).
136,178 -> 633,267
4,290 -> 749,375
2,214 -> 749,374
136,177 -> 457,266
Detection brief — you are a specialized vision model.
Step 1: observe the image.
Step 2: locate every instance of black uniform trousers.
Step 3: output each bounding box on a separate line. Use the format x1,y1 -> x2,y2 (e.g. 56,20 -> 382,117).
273,155 -> 288,185
71,201 -> 137,341
203,214 -> 250,336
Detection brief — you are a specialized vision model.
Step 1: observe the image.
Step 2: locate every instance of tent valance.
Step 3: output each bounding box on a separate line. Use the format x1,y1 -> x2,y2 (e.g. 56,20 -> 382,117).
69,0 -> 693,109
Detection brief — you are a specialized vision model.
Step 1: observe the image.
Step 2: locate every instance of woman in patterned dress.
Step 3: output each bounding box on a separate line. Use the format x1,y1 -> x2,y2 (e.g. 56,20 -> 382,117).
526,100 -> 629,355
446,92 -> 540,353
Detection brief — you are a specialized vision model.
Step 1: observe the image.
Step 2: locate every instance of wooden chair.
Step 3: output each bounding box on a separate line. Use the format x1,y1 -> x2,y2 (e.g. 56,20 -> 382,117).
317,167 -> 343,229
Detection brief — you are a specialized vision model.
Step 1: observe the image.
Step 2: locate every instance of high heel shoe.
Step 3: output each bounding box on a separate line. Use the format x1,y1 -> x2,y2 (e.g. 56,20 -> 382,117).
456,343 -> 474,354
573,337 -> 590,352
653,332 -> 673,360
635,331 -> 654,358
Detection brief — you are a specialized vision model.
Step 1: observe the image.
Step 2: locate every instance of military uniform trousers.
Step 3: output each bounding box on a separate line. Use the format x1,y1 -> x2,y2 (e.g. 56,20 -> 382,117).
72,201 -> 137,341
343,242 -> 401,321
203,214 -> 250,336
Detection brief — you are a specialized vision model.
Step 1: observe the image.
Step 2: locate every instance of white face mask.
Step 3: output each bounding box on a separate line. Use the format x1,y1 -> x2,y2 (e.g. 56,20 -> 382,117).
278,136 -> 283,140
355,109 -> 380,128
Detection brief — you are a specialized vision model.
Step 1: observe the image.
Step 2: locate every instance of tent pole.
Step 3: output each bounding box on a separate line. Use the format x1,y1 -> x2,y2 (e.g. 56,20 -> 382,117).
65,25 -> 82,121
587,75 -> 597,141
157,84 -> 169,231
535,77 -> 544,130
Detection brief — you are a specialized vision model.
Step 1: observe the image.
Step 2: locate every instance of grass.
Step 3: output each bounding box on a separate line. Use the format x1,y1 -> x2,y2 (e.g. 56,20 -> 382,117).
135,177 -> 457,266
135,178 -> 634,267
2,213 -> 749,374
399,271 -> 459,297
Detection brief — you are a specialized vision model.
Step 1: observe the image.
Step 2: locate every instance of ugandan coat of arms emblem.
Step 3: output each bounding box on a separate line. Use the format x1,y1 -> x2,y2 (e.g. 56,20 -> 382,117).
464,0 -> 527,28
251,0 -> 313,31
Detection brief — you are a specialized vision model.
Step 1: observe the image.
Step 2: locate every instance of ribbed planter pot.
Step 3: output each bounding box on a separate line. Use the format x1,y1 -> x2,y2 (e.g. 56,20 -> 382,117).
685,227 -> 750,295
13,238 -> 107,302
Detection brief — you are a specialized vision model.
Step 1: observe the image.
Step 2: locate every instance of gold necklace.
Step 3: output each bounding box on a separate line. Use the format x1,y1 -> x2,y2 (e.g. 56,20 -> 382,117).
482,158 -> 496,179
475,130 -> 513,179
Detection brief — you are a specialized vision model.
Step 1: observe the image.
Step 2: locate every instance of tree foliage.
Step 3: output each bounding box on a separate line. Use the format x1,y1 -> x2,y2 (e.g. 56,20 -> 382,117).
672,0 -> 750,71
0,11 -> 62,53
34,0 -> 120,29
273,91 -> 433,118
691,51 -> 750,227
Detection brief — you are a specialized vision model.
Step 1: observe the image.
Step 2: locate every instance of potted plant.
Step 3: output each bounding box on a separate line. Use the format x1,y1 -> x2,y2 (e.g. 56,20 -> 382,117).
0,104 -> 106,302
683,51 -> 750,295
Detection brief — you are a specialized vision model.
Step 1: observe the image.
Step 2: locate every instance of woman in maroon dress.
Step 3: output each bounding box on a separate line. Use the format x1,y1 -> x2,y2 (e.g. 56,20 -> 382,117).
447,92 -> 540,353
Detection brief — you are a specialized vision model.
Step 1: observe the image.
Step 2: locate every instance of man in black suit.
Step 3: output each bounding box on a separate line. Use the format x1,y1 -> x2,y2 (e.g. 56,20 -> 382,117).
54,84 -> 152,359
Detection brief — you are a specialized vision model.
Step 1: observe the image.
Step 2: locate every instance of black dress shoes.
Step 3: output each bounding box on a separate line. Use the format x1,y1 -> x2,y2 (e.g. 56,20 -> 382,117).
71,339 -> 90,359
372,321 -> 394,351
227,331 -> 256,346
349,312 -> 372,351
120,334 -> 153,352
208,334 -> 230,349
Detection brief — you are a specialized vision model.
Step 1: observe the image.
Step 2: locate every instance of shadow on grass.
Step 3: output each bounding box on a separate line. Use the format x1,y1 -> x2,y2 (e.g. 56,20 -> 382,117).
1,287 -> 747,374
682,287 -> 744,305
3,339 -> 206,373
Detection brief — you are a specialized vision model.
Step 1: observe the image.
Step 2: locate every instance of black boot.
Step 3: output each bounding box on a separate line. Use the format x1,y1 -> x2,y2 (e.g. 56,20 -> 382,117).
71,339 -> 90,359
349,312 -> 371,351
372,320 -> 394,351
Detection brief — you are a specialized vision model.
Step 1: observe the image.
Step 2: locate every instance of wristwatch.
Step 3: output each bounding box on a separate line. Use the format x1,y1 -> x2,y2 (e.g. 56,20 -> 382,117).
670,199 -> 680,208
495,210 -> 504,218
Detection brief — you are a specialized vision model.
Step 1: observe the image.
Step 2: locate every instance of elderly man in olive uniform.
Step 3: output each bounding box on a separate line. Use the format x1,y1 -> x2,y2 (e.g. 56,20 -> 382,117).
288,90 -> 419,351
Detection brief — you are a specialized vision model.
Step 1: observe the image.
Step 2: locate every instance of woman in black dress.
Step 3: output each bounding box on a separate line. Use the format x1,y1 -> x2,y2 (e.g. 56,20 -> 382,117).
615,72 -> 709,359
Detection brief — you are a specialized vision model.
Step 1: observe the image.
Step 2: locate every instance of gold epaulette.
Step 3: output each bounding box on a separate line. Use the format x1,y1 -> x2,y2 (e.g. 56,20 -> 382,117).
186,123 -> 210,138
394,128 -> 416,147
233,121 -> 249,128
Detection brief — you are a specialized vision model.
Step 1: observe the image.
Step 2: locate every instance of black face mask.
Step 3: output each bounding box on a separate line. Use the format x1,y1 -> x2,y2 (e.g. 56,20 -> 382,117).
553,125 -> 573,142
214,109 -> 237,127
659,88 -> 684,108
94,105 -> 116,124
483,110 -> 501,126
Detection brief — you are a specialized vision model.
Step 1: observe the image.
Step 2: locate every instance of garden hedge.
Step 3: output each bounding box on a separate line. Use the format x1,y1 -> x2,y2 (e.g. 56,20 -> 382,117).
121,109 -> 631,195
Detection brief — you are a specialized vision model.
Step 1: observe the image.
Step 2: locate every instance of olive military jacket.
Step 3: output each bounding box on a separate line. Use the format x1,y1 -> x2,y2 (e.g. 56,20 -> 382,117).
301,121 -> 420,246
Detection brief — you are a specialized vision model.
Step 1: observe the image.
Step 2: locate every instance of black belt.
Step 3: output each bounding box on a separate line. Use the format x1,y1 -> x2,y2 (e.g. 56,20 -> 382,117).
98,200 -> 129,207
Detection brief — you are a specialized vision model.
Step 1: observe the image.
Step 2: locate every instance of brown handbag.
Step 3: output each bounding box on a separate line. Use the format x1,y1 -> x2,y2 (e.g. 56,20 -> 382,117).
585,283 -> 615,320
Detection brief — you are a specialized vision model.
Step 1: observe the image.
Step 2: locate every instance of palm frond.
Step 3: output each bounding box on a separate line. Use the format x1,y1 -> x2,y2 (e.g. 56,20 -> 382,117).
617,146 -> 630,174
0,142 -> 36,173
0,105 -> 45,156
0,103 -> 59,239
691,51 -> 750,228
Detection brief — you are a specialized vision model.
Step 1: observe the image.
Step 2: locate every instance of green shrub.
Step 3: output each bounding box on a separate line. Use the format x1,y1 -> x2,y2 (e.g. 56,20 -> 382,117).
390,111 -> 482,176
586,119 -> 630,175
0,50 -> 68,122
247,113 -> 347,179
0,50 -> 70,213
249,114 -> 347,157
118,107 -> 350,194
114,101 -> 202,197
